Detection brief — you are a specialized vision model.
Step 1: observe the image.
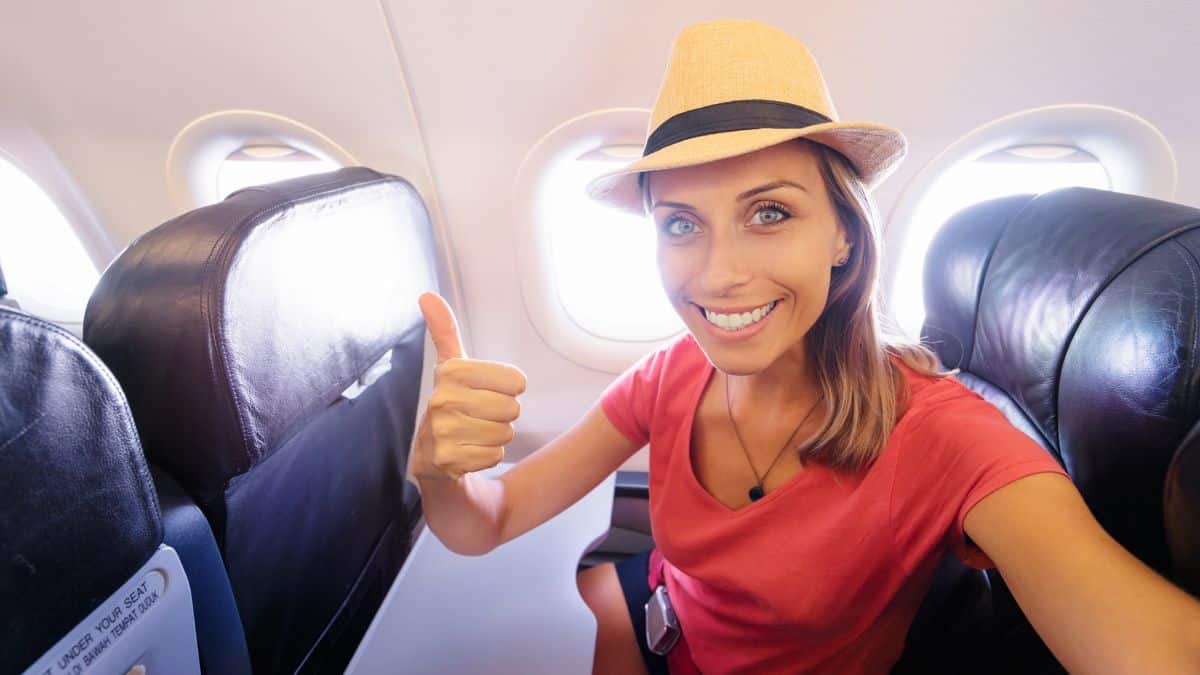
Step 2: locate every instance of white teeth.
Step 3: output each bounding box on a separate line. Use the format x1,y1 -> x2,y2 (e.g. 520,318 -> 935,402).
703,300 -> 777,331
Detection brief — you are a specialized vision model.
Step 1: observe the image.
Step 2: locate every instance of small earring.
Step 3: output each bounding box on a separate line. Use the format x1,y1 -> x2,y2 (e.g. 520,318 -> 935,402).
836,255 -> 849,266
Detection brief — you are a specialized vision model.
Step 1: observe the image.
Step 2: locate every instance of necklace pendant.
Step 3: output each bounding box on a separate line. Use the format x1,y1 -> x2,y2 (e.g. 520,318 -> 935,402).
748,485 -> 765,502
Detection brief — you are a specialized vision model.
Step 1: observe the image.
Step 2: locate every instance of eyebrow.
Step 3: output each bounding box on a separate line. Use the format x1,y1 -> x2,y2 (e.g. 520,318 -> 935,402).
650,180 -> 808,210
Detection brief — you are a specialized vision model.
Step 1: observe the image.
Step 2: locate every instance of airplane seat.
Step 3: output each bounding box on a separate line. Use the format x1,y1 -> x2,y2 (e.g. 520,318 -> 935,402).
0,305 -> 200,674
84,167 -> 439,674
893,187 -> 1200,673
149,464 -> 253,675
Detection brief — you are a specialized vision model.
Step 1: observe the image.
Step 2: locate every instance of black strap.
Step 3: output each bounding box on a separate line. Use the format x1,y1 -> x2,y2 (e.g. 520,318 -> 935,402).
643,99 -> 832,156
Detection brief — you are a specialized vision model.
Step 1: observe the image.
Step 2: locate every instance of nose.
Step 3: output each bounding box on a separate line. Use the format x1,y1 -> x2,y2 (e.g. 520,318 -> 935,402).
694,229 -> 752,297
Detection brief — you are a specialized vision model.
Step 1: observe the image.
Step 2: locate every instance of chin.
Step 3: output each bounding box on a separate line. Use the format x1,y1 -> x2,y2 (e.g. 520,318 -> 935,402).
685,325 -> 775,375
710,352 -> 775,376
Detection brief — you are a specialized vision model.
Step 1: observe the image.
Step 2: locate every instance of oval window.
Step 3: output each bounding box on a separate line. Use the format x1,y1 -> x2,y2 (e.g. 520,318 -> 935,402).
543,143 -> 682,342
516,109 -> 685,373
885,105 -> 1175,341
0,156 -> 99,324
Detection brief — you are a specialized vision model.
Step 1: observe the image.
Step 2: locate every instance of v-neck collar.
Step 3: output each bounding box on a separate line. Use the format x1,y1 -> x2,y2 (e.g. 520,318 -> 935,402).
679,354 -> 824,516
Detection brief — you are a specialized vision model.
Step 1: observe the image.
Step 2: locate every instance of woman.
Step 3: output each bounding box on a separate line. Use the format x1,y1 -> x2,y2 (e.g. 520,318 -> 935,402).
412,19 -> 1200,674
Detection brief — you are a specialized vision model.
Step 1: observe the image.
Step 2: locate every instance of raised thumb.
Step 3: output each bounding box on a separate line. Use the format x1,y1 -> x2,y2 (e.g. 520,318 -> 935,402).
418,292 -> 465,363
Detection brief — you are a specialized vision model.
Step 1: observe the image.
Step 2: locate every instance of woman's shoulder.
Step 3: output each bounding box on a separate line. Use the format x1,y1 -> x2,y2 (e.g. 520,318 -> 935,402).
885,351 -> 1011,439
887,350 -> 961,402
887,353 -> 1024,441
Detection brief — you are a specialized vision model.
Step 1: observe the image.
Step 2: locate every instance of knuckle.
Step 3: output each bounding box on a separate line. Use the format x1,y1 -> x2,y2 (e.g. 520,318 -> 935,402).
434,445 -> 466,473
436,358 -> 466,381
432,450 -> 452,471
430,415 -> 454,439
428,391 -> 450,411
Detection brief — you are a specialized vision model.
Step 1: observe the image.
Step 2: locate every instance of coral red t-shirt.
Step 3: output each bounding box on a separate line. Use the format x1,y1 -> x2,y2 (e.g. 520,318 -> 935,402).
600,334 -> 1069,674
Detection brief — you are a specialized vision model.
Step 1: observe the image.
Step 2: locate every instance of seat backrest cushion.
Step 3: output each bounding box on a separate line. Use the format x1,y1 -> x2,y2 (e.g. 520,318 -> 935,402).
84,167 -> 438,673
0,307 -> 161,671
896,187 -> 1200,672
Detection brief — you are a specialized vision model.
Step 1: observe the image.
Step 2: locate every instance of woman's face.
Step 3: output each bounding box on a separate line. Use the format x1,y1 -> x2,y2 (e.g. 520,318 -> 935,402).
648,140 -> 852,376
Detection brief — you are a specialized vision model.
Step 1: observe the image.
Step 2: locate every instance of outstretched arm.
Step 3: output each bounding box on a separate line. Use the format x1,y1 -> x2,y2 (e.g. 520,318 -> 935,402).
964,472 -> 1200,674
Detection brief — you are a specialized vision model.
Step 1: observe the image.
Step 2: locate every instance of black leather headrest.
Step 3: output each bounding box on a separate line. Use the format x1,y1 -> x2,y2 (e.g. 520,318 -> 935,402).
921,187 -> 1200,576
1,308 -> 162,670
84,168 -> 439,504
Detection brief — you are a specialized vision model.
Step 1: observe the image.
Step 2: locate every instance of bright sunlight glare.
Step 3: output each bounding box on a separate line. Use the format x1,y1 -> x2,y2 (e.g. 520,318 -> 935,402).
0,157 -> 99,322
543,157 -> 683,341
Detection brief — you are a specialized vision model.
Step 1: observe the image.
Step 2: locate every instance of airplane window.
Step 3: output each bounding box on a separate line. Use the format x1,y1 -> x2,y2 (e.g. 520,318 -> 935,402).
0,156 -> 99,323
545,144 -> 683,341
892,144 -> 1110,338
216,144 -> 340,200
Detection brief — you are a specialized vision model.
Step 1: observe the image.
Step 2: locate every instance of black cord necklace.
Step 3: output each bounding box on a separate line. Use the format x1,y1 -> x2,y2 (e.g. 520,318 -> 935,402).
724,371 -> 825,502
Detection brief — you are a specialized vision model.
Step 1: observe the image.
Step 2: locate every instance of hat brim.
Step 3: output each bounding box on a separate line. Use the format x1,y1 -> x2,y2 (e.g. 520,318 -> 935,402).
585,122 -> 906,215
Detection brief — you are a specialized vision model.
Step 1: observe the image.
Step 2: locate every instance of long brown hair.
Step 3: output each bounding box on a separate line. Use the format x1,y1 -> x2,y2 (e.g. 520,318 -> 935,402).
801,139 -> 957,471
640,138 -> 958,471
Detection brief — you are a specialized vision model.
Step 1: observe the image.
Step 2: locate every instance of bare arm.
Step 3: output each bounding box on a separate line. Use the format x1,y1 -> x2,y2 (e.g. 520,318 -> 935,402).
494,401 -> 642,547
964,472 -> 1200,674
416,401 -> 641,555
413,292 -> 642,555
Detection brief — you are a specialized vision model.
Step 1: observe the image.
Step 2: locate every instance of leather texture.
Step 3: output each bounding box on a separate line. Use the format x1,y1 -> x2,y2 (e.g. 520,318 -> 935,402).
84,168 -> 438,674
1,306 -> 162,672
895,187 -> 1200,673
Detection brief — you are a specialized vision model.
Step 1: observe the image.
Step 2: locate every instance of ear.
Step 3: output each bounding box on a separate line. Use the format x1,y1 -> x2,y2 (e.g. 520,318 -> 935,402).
834,226 -> 854,265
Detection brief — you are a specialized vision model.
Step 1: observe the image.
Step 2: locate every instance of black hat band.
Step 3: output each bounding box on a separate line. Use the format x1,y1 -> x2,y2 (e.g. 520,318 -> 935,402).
643,99 -> 833,156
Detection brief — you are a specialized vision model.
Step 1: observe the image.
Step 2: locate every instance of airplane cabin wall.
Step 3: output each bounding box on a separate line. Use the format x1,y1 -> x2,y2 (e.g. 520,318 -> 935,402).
1,1 -> 1196,463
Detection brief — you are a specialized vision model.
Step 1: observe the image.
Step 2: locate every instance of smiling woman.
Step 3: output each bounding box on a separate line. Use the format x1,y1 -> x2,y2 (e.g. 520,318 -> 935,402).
570,18 -> 1200,675
583,125 -> 1030,673
642,138 -> 950,471
407,16 -> 1200,675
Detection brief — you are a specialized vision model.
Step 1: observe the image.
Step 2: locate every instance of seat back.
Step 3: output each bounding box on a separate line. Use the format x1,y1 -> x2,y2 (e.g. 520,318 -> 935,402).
895,187 -> 1200,673
84,168 -> 438,673
1,306 -> 198,674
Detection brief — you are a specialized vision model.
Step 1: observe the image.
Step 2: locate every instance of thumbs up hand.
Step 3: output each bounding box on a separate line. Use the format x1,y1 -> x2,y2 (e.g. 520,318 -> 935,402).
413,292 -> 527,480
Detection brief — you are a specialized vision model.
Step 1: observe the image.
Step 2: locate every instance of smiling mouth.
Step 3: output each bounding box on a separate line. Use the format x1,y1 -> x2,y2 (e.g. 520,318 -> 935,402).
696,300 -> 779,331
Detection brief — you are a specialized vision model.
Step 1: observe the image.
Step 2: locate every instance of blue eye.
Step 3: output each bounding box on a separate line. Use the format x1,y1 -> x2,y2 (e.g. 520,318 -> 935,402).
664,217 -> 698,236
750,205 -> 790,226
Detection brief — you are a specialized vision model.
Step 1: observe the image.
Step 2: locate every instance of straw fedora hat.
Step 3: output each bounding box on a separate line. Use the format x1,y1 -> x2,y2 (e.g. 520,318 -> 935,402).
586,19 -> 907,214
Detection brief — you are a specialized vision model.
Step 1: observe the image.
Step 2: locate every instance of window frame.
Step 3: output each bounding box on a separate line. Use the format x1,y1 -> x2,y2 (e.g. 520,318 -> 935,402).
0,136 -> 112,331
166,110 -> 357,209
514,108 -> 685,375
882,104 -> 1177,338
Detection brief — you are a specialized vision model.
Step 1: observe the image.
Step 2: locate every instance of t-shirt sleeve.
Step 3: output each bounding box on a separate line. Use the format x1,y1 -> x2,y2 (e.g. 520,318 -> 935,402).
599,344 -> 671,447
891,380 -> 1071,570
